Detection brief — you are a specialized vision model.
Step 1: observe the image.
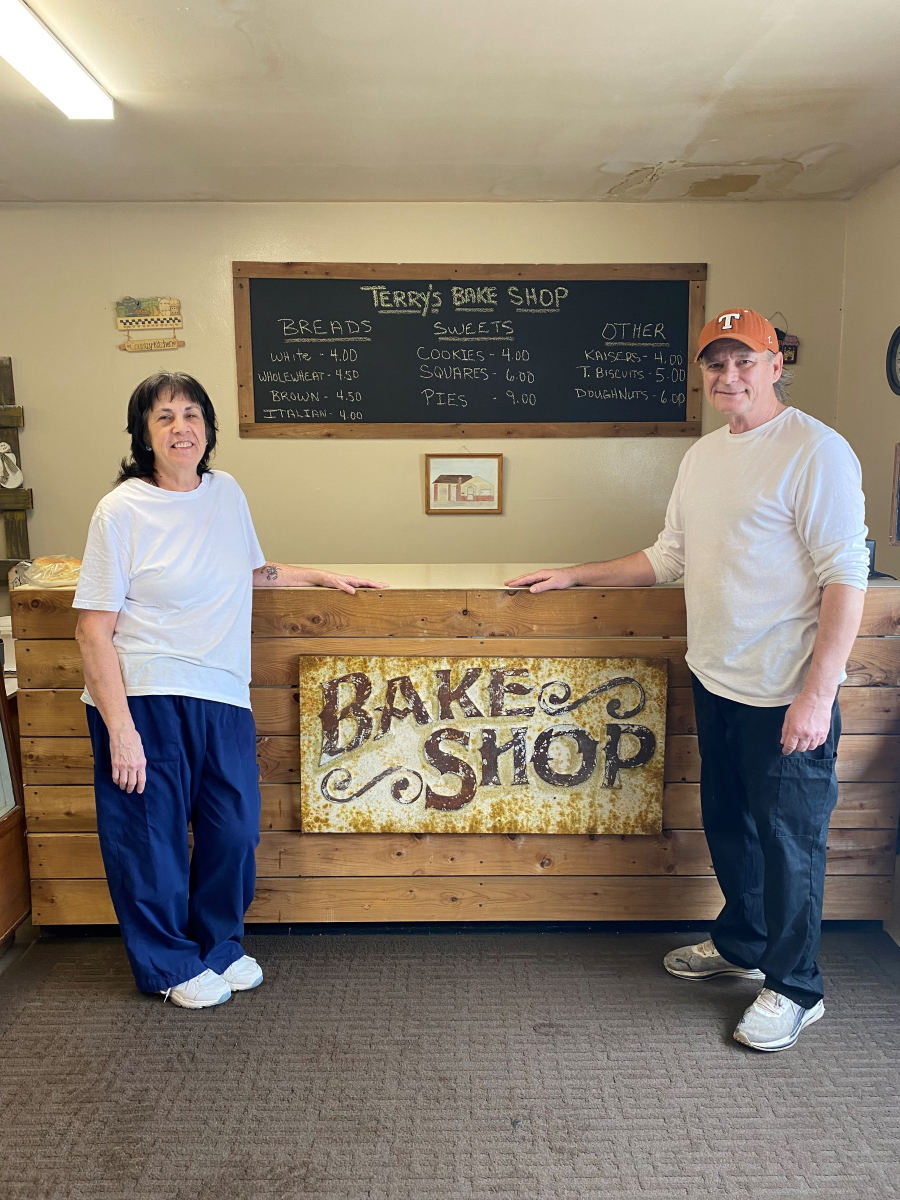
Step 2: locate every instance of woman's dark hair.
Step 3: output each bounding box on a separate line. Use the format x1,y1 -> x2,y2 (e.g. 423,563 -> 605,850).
117,372 -> 218,485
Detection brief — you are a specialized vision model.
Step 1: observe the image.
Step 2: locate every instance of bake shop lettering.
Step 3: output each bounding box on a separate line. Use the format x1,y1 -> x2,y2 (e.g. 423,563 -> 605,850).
316,665 -> 656,804
300,654 -> 667,835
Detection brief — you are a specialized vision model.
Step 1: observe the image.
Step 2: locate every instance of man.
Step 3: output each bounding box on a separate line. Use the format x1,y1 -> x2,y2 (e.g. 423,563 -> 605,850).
507,308 -> 869,1052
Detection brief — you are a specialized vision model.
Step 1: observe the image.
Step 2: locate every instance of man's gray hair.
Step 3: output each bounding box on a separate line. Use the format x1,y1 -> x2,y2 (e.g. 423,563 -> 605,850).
767,349 -> 793,404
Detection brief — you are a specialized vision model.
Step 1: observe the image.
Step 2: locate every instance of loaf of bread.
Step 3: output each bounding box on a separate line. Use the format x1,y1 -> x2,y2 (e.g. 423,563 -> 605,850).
23,555 -> 82,587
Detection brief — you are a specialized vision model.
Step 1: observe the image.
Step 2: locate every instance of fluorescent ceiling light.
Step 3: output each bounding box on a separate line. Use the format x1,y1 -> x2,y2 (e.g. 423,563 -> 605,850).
0,0 -> 112,119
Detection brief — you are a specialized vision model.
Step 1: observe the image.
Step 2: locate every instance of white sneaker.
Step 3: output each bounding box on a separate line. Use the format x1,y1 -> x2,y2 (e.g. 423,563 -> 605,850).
733,988 -> 824,1051
159,968 -> 231,1009
664,938 -> 765,981
222,955 -> 263,992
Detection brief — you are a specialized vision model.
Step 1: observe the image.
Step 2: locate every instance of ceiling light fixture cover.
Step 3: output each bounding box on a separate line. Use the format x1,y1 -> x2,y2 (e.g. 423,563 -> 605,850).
0,0 -> 112,119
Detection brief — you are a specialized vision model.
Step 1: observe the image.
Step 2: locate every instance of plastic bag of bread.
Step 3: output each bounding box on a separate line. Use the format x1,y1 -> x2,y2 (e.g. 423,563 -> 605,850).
22,555 -> 82,587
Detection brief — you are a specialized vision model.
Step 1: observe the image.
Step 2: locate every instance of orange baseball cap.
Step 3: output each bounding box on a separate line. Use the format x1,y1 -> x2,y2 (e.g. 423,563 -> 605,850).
695,308 -> 780,361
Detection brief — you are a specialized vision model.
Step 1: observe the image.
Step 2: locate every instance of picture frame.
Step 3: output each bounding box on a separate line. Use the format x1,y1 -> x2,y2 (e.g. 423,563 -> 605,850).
425,453 -> 503,515
891,443 -> 900,546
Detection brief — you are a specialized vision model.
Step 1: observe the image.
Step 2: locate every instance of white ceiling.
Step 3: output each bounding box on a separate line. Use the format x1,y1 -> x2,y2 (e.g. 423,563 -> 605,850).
3,0 -> 900,203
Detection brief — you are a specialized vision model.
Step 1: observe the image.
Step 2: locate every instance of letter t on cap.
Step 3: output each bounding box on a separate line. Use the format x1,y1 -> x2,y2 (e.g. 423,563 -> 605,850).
718,312 -> 742,331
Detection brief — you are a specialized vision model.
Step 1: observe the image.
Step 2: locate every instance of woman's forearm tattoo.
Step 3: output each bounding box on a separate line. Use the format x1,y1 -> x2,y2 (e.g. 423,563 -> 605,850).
263,563 -> 279,581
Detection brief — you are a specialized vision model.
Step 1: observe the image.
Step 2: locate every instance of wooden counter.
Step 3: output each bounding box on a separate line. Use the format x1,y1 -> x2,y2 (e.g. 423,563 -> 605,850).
13,578 -> 900,926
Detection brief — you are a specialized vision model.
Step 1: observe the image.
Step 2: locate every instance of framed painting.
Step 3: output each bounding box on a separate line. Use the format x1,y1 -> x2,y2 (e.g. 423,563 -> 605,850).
425,453 -> 503,515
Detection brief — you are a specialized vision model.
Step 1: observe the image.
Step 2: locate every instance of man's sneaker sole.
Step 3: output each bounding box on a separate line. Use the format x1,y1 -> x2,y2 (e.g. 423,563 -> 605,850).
664,961 -> 765,981
733,1001 -> 824,1051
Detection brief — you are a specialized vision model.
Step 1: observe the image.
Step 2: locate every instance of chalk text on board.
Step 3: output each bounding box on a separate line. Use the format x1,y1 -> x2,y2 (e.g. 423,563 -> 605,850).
507,285 -> 569,310
278,318 -> 372,338
602,322 -> 666,341
360,284 -> 442,314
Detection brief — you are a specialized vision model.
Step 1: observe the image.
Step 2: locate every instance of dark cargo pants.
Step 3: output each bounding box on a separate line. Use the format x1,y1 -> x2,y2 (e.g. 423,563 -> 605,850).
87,695 -> 261,995
691,673 -> 840,1008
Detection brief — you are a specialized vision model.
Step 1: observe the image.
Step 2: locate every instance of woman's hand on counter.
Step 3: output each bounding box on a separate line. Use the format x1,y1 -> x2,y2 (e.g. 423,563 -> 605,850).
252,563 -> 388,593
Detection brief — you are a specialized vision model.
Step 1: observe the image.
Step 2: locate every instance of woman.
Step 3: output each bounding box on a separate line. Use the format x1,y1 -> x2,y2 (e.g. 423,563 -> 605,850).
74,372 -> 384,1008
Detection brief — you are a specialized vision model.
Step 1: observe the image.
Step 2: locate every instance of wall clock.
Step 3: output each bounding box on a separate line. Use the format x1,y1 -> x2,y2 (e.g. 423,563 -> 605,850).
887,326 -> 900,396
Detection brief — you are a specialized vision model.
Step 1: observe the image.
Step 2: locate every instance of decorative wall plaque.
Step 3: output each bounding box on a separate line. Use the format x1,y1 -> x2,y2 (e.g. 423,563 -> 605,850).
115,296 -> 185,352
299,654 -> 667,834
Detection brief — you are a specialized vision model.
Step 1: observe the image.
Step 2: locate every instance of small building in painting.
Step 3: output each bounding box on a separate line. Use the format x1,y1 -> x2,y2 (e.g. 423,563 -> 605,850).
433,474 -> 495,504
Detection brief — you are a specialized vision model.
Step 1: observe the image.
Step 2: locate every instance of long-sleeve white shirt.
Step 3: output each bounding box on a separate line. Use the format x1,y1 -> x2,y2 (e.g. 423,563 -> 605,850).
643,407 -> 869,707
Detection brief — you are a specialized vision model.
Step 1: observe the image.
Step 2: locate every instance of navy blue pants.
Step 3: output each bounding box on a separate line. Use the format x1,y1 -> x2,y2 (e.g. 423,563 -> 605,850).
691,674 -> 840,1008
87,696 -> 261,994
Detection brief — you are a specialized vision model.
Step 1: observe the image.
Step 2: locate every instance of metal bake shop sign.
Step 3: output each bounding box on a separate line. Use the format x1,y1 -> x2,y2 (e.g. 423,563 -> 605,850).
299,656 -> 667,834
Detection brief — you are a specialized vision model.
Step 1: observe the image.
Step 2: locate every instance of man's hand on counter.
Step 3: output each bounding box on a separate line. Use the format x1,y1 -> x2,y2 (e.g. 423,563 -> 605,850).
506,552 -> 658,592
504,567 -> 581,592
252,564 -> 388,593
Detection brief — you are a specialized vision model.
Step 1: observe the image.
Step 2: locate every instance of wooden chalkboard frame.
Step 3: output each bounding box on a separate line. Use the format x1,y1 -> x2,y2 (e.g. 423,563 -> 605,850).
233,262 -> 706,439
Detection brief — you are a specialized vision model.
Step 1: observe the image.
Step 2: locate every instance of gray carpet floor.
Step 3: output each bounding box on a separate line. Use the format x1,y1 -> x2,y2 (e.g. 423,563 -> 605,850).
0,928 -> 898,1200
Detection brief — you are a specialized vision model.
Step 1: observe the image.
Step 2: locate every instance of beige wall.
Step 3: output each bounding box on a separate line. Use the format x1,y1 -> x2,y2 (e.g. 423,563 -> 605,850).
838,163 -> 900,578
0,201 -> 846,566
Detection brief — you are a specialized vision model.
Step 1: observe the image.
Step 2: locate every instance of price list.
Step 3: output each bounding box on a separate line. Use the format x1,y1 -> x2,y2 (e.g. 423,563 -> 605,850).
246,276 -> 693,427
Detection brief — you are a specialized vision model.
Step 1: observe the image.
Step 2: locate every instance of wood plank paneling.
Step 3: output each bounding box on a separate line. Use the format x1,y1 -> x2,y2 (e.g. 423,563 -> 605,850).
11,589 -> 78,639
24,786 -> 98,831
29,832 -> 105,877
26,777 -> 897,835
22,737 -> 93,785
857,587 -> 900,636
845,638 -> 900,686
465,588 -> 688,638
31,873 -> 893,926
251,589 -> 472,638
19,634 -> 900,700
26,780 -> 898,834
666,686 -> 900,736
660,781 -> 900,830
23,635 -> 900,691
25,682 -> 900,739
32,877 -> 113,924
24,783 -> 305,832
27,828 -> 894,881
24,681 -> 900,734
20,688 -> 300,738
18,689 -> 88,735
22,733 -> 900,787
256,736 -> 300,784
664,734 -> 900,782
20,734 -> 304,787
16,642 -> 84,688
666,690 -> 697,736
251,689 -> 298,736
11,586 -> 474,639
12,585 -> 900,640
259,784 -> 302,831
252,636 -> 692,686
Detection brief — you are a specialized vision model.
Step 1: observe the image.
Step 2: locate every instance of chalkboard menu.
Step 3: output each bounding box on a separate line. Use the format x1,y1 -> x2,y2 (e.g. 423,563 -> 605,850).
233,263 -> 705,438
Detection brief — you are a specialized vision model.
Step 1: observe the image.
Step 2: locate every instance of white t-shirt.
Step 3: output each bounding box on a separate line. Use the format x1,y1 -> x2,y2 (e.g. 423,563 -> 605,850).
73,471 -> 266,709
643,407 -> 869,707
